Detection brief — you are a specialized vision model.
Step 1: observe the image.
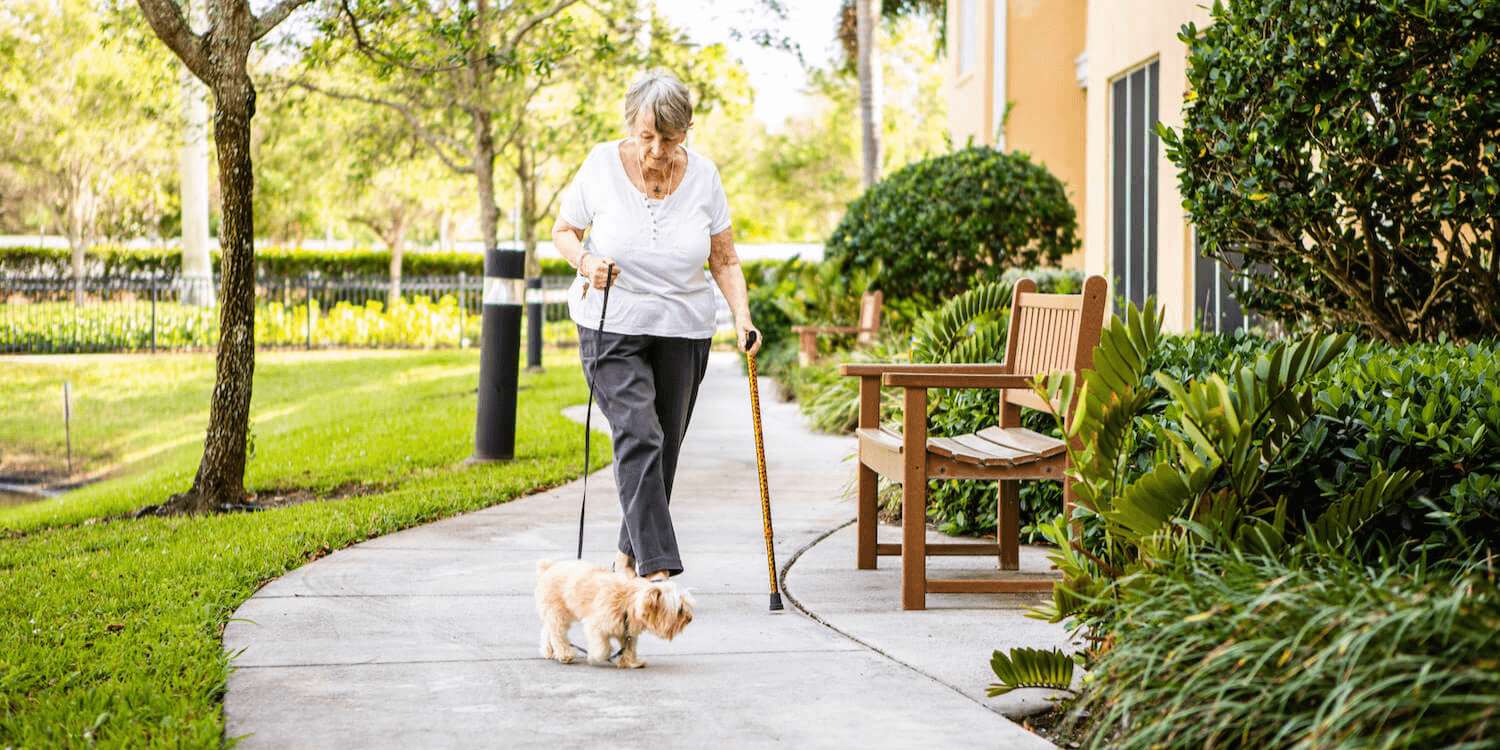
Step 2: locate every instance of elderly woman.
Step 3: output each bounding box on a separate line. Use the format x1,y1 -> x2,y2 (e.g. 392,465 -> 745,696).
553,68 -> 760,582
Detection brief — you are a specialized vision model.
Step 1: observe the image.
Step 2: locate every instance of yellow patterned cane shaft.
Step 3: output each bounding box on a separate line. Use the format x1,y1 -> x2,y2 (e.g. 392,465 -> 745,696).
745,350 -> 779,596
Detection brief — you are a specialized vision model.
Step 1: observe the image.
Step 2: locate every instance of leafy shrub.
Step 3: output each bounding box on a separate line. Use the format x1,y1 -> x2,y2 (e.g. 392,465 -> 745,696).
1078,550 -> 1500,750
824,145 -> 1079,302
1281,340 -> 1500,558
1163,0 -> 1500,343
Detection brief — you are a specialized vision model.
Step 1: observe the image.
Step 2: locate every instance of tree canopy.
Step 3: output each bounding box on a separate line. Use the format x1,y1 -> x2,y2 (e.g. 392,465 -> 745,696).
1163,0 -> 1500,343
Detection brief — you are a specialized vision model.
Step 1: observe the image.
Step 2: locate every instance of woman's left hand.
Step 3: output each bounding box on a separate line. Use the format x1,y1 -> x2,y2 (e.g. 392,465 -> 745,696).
737,323 -> 762,357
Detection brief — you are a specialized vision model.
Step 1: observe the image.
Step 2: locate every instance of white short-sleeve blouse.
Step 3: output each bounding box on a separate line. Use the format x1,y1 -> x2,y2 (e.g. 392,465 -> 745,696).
559,139 -> 732,339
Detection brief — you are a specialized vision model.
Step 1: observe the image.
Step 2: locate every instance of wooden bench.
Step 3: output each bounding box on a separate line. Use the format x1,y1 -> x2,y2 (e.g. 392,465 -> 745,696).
838,275 -> 1108,610
791,290 -> 883,366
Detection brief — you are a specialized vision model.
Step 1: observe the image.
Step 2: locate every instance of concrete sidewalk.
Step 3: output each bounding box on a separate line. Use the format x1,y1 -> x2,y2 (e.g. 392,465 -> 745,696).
223,353 -> 1076,749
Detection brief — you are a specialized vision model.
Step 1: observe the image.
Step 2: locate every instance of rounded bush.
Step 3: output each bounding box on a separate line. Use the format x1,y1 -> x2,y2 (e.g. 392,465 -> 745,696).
823,145 -> 1079,302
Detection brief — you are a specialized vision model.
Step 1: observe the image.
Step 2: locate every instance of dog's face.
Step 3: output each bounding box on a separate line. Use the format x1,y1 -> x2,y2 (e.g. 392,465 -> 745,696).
632,582 -> 695,641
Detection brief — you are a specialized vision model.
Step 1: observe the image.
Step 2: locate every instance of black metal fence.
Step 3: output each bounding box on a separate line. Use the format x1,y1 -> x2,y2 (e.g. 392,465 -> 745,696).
0,274 -> 576,354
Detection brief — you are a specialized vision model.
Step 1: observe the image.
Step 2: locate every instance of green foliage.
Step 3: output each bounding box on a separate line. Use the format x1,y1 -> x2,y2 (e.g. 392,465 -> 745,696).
1273,340 -> 1500,557
1036,301 -> 1380,635
987,647 -> 1075,697
824,145 -> 1079,302
1077,551 -> 1500,750
1162,0 -> 1500,343
0,351 -> 599,746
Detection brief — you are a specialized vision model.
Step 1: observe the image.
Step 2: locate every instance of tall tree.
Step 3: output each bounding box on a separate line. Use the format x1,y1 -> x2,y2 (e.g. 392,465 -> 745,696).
135,0 -> 315,514
306,0 -> 639,279
855,0 -> 883,188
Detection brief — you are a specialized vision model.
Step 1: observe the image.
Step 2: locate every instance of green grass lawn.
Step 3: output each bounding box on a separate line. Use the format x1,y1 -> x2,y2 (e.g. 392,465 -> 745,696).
0,348 -> 605,748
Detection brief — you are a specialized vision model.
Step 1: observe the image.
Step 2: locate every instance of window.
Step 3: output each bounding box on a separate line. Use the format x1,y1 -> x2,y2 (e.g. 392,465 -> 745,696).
1193,233 -> 1255,334
1110,60 -> 1159,311
959,0 -> 979,76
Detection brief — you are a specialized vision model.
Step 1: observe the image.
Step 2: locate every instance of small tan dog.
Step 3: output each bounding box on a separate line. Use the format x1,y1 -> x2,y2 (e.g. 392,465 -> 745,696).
534,559 -> 695,669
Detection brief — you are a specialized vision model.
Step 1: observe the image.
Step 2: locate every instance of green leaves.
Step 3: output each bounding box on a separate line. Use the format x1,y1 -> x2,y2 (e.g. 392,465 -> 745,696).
1163,0 -> 1500,343
824,145 -> 1080,302
987,647 -> 1076,696
909,280 -> 1013,364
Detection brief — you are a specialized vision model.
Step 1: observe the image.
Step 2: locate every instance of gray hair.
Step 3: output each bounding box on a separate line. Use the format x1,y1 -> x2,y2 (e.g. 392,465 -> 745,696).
623,69 -> 693,133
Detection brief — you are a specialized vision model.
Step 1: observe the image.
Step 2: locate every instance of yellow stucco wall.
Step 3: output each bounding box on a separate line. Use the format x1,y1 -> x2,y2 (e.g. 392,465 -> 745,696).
944,0 -> 1088,271
1083,0 -> 1214,331
944,0 -> 993,148
1006,0 -> 1087,271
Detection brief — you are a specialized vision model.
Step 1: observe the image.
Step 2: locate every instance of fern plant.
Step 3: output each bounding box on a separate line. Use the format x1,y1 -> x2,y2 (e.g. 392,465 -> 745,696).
1032,299 -> 1421,638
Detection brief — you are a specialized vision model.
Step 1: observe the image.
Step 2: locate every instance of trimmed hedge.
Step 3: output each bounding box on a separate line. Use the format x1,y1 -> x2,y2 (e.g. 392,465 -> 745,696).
824,145 -> 1079,301
0,246 -> 574,280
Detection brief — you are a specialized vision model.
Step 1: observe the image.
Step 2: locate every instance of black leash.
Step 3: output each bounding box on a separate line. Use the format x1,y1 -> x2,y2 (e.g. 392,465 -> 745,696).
578,262 -> 614,560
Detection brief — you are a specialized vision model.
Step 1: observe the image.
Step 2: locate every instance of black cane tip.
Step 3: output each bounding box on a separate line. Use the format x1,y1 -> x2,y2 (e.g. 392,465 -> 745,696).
769,592 -> 784,612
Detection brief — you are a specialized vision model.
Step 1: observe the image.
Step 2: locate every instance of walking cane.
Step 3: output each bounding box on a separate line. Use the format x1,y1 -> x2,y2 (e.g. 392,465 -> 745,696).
577,263 -> 614,560
744,331 -> 784,612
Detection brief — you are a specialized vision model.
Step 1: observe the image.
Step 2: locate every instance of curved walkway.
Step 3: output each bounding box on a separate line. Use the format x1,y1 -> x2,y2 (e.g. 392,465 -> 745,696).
223,353 -> 1077,749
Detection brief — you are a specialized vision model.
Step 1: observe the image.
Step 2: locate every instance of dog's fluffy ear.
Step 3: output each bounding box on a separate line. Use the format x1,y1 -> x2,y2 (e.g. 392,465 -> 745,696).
536,560 -> 556,577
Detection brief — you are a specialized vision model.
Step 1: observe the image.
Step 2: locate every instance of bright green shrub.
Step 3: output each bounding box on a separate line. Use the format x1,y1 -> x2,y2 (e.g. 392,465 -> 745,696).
824,145 -> 1079,302
1078,551 -> 1500,750
1164,0 -> 1500,343
1275,340 -> 1500,558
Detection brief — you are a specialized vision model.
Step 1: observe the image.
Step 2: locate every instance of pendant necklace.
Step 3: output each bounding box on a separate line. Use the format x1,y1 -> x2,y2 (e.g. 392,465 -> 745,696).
637,146 -> 677,200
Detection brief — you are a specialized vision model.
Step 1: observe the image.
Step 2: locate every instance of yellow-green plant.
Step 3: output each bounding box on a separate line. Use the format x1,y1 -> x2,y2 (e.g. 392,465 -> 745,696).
1032,300 -> 1415,635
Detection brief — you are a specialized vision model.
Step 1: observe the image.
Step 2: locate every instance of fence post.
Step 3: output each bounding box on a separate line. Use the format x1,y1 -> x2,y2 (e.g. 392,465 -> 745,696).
305,272 -> 313,351
150,277 -> 158,353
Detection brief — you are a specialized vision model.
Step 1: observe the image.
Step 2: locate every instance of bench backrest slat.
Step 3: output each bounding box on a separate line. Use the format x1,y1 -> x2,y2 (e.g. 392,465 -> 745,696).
1001,276 -> 1109,414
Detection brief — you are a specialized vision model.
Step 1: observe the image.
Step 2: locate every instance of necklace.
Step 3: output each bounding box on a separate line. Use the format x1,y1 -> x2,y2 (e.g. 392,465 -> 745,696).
636,145 -> 678,199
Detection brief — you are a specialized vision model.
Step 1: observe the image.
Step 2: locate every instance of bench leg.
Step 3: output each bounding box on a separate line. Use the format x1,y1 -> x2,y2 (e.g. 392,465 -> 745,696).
998,480 -> 1020,571
797,330 -> 818,367
901,479 -> 927,610
857,463 -> 878,569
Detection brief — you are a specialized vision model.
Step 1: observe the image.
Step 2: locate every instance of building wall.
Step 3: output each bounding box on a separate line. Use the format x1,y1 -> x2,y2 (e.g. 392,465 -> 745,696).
945,0 -> 1088,271
1005,0 -> 1088,271
945,0 -> 994,148
1082,0 -> 1214,330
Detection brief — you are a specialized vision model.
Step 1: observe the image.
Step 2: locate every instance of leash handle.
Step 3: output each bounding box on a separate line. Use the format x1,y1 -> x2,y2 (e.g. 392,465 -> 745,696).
745,331 -> 783,611
578,263 -> 615,560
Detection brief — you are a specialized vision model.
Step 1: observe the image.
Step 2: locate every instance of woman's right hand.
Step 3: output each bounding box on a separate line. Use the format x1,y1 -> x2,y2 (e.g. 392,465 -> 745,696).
579,253 -> 621,294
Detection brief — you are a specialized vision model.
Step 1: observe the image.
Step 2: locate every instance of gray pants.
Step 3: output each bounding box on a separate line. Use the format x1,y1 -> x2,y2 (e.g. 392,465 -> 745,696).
578,327 -> 711,577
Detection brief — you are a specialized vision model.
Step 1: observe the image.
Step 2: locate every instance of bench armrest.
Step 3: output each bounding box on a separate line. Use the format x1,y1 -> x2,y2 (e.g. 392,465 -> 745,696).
883,372 -> 1036,390
839,362 -> 1012,377
791,325 -> 863,334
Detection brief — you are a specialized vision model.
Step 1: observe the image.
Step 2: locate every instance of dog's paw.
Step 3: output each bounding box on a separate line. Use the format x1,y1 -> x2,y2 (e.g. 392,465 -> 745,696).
616,656 -> 647,669
554,647 -> 578,664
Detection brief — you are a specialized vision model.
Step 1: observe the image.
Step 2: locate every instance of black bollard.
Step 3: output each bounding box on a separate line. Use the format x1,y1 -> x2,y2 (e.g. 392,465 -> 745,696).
470,247 -> 525,462
525,276 -> 544,373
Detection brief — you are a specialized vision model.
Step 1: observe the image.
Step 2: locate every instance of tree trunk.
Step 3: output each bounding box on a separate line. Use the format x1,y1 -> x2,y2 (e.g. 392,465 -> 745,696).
64,176 -> 96,306
856,0 -> 883,189
474,109 -> 499,251
178,0 -> 214,307
387,218 -> 407,310
518,141 -> 538,276
164,71 -> 257,515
